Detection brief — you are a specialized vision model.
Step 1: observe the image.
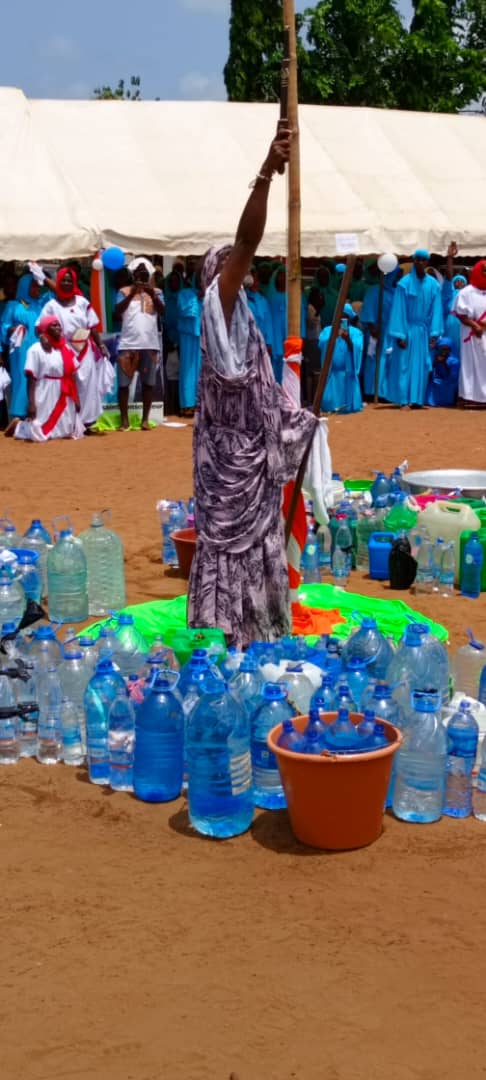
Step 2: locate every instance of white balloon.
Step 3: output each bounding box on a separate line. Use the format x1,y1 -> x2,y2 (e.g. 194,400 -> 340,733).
92,257 -> 103,271
377,252 -> 398,274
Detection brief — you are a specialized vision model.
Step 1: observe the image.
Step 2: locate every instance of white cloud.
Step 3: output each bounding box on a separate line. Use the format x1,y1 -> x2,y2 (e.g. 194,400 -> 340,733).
178,0 -> 229,14
43,35 -> 77,60
178,70 -> 226,99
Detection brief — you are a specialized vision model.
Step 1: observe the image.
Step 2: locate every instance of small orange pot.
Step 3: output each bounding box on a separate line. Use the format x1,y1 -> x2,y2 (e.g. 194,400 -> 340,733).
170,528 -> 197,579
268,713 -> 402,851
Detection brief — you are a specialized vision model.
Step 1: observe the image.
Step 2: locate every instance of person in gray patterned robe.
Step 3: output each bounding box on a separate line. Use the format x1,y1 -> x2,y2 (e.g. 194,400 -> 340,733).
188,131 -> 317,649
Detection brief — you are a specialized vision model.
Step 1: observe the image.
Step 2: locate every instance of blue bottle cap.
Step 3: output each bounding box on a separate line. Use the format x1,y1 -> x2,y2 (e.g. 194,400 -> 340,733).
65,648 -> 83,660
346,656 -> 369,671
118,614 -> 134,626
361,617 -> 377,629
192,648 -> 207,659
411,690 -> 442,713
1,622 -> 17,634
239,656 -> 258,673
34,626 -> 57,640
59,529 -> 72,538
263,683 -> 286,701
374,682 -> 391,698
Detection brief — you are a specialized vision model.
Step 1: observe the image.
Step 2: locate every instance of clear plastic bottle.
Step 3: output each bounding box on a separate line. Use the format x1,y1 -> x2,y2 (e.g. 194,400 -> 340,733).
251,684 -> 294,809
432,537 -> 444,593
109,693 -> 135,791
79,510 -> 126,616
387,624 -> 446,715
452,630 -> 486,699
461,533 -> 483,599
133,671 -> 184,801
440,540 -> 455,598
355,505 -> 376,573
443,700 -> 479,818
22,519 -> 51,597
303,709 -> 328,752
317,523 -> 332,580
59,647 -> 91,748
0,567 -> 26,630
229,656 -> 264,719
84,658 -> 127,784
157,500 -> 186,567
29,625 -> 62,672
187,679 -> 253,838
342,656 -> 370,710
332,544 -> 349,588
310,673 -> 336,713
341,617 -> 394,680
15,660 -> 39,758
277,663 -> 314,713
60,698 -> 85,766
325,706 -> 361,751
47,526 -> 88,624
14,550 -> 42,604
473,735 -> 486,821
0,674 -> 19,764
78,635 -> 100,677
370,471 -> 391,506
300,525 -> 321,585
0,521 -> 22,551
335,518 -> 353,577
36,666 -> 63,765
112,614 -> 148,677
414,539 -> 434,595
392,691 -> 447,823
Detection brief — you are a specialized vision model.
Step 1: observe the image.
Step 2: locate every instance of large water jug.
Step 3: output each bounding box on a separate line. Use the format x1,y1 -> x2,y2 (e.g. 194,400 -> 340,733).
47,526 -> 88,623
277,663 -> 314,713
418,501 -> 481,581
341,657 -> 370,710
341,617 -> 393,679
411,623 -> 450,706
0,673 -> 19,764
23,519 -> 51,596
133,671 -> 184,801
13,549 -> 42,604
392,691 -> 447,823
0,567 -> 26,630
79,510 -> 126,616
229,656 -> 264,719
187,679 -> 253,838
387,625 -> 443,715
111,614 -> 148,677
452,630 -> 486,698
251,684 -> 294,809
84,658 -> 127,784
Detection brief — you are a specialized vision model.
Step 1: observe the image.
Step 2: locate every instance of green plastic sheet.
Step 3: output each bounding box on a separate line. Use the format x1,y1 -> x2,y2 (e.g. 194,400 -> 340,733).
93,410 -> 156,432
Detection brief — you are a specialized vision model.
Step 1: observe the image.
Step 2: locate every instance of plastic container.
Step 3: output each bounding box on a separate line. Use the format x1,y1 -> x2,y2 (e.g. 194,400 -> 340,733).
22,519 -> 51,597
452,631 -> 486,699
418,502 -> 481,580
84,658 -> 127,785
251,684 -> 294,809
79,510 -> 126,616
36,666 -> 63,765
341,617 -> 393,680
268,713 -> 401,850
443,701 -> 478,818
300,525 -> 321,584
0,567 -> 26,630
112,614 -> 148,677
368,532 -> 396,581
47,526 -> 88,624
0,674 -> 19,764
30,625 -> 62,671
12,549 -> 42,604
460,533 -> 484,599
187,679 -> 253,838
459,529 -> 486,592
108,694 -> 135,792
171,528 -> 197,580
392,691 -> 447,824
133,672 -> 184,802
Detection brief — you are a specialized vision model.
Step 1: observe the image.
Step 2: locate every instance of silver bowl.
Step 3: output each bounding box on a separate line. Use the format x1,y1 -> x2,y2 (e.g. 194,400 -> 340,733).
401,469 -> 486,499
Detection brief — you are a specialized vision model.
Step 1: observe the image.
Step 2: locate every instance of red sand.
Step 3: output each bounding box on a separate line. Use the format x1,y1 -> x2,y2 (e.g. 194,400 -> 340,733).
3,406 -> 486,1080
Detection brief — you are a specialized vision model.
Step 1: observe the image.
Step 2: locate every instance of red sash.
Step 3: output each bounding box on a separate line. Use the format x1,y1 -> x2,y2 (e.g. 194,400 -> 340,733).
42,345 -> 79,437
464,309 -> 486,344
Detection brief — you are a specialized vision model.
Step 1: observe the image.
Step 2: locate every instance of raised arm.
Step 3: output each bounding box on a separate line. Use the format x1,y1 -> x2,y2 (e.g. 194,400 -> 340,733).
218,130 -> 291,326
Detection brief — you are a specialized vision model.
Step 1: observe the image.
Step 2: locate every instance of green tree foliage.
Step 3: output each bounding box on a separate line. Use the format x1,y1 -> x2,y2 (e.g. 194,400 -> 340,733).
93,76 -> 141,101
224,0 -> 486,113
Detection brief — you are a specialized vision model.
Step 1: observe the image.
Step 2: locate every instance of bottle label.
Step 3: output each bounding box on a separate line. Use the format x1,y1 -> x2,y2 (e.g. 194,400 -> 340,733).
229,751 -> 252,796
252,741 -> 279,773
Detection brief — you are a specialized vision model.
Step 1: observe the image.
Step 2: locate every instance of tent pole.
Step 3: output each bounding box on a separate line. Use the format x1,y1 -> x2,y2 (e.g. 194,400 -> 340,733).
283,0 -> 301,338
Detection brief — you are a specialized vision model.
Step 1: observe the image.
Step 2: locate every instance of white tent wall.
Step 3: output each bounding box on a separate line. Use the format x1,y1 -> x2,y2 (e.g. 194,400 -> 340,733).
1,89 -> 486,260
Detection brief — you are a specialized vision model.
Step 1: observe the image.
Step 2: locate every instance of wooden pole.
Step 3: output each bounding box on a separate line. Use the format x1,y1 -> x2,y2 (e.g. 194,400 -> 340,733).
373,271 -> 385,404
283,0 -> 301,337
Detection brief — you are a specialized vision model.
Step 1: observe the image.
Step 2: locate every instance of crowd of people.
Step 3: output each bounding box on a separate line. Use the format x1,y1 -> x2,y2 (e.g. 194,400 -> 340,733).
0,241 -> 485,441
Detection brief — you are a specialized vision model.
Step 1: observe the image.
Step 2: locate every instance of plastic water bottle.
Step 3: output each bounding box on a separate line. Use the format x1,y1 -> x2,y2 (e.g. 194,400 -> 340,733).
47,526 -> 88,623
187,679 -> 253,838
310,673 -> 336,713
109,693 -> 135,791
371,471 -> 390,506
300,525 -> 320,584
392,691 -> 447,823
461,533 -> 483,599
453,630 -> 486,698
303,709 -> 328,752
36,666 -> 63,764
133,671 -> 184,801
473,736 -> 486,821
60,699 -> 84,766
332,544 -> 348,587
443,701 -> 478,818
411,623 -> 450,709
317,523 -> 332,580
432,538 -> 444,592
23,519 -> 51,596
78,635 -> 99,676
440,540 -> 455,598
230,656 -> 263,719
355,505 -> 376,573
387,625 -> 444,715
157,500 -> 185,567
335,518 -> 353,576
479,663 -> 486,706
15,661 -> 39,757
335,682 -> 357,711
29,625 -> 62,671
325,706 -> 361,751
0,674 -> 19,763
342,617 -> 393,680
361,682 -> 401,727
14,550 -> 42,603
0,567 -> 26,630
277,663 -> 314,713
251,684 -> 294,809
59,646 -> 91,747
84,658 -> 127,784
414,539 -> 434,594
277,717 -> 306,751
79,510 -> 126,616
342,656 -> 370,709
112,614 -> 148,677
0,521 -> 22,551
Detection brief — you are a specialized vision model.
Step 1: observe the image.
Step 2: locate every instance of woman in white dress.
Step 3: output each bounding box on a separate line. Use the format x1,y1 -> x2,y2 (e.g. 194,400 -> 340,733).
40,267 -> 113,430
453,260 -> 486,407
4,316 -> 84,441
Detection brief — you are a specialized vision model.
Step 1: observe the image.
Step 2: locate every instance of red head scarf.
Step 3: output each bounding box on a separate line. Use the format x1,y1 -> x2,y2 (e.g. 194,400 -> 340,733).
55,266 -> 83,301
38,314 -> 66,346
469,261 -> 486,291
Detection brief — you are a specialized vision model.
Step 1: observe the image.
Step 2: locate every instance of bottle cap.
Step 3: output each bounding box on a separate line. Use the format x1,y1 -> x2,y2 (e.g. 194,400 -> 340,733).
263,683 -> 286,701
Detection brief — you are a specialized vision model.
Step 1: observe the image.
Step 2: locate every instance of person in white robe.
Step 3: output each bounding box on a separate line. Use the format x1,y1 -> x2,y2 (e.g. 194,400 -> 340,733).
453,260 -> 486,407
4,316 -> 84,441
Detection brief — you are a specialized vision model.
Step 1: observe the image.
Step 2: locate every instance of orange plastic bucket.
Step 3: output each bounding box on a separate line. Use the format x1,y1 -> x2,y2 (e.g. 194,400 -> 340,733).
268,714 -> 402,850
170,528 -> 197,579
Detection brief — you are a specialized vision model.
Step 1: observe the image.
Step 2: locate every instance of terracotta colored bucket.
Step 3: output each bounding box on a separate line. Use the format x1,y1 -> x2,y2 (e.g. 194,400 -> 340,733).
268,714 -> 402,851
171,528 -> 197,579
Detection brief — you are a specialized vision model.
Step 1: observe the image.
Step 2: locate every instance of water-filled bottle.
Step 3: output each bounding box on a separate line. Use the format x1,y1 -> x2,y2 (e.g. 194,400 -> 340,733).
342,656 -> 370,709
47,526 -> 88,623
325,707 -> 361,751
112,614 -> 148,677
133,671 -> 183,801
334,517 -> 353,577
59,646 -> 91,746
473,736 -> 486,821
443,701 -> 478,818
178,649 -> 209,696
453,630 -> 486,698
410,623 -> 450,708
36,666 -> 63,764
413,539 -> 434,594
0,566 -> 26,630
277,663 -> 314,713
251,684 -> 293,809
303,709 -> 328,753
229,656 -> 263,719
79,510 -> 126,616
370,471 -> 390,506
61,699 -> 84,766
392,691 -> 447,823
29,625 -> 62,671
0,521 -> 22,551
0,673 -> 19,764
187,679 -> 253,838
23,519 -> 51,596
300,525 -> 320,584
387,625 -> 447,715
341,617 -> 393,679
317,523 -> 332,579
310,673 -> 336,713
78,635 -> 99,676
109,693 -> 135,791
84,658 -> 127,784
440,540 -> 455,598
14,550 -> 42,603
461,534 -> 483,599
277,717 -> 306,751
157,500 -> 186,567
15,658 -> 38,758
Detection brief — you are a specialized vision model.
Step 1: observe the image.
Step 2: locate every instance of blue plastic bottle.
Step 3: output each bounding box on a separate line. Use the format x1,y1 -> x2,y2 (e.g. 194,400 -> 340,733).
473,735 -> 486,821
325,707 -> 361,751
342,656 -> 370,709
387,624 -> 446,716
303,709 -> 328,753
0,674 -> 19,764
47,527 -> 88,624
277,717 -> 306,751
133,672 -> 184,802
310,673 -> 336,713
251,684 -> 294,809
324,640 -> 343,684
23,519 -> 51,597
479,663 -> 486,706
14,550 -> 42,604
84,658 -> 127,784
112,614 -> 148,677
341,617 -> 393,679
443,700 -> 479,818
187,679 -> 253,838
300,525 -> 321,584
371,471 -> 391,506
335,682 -> 357,711
392,691 -> 447,823
109,693 -> 136,792
461,533 -> 484,599
178,649 -> 209,696
0,567 -> 26,630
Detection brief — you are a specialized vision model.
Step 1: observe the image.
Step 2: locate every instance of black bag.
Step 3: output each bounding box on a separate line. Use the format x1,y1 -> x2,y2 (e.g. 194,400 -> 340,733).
389,537 -> 417,590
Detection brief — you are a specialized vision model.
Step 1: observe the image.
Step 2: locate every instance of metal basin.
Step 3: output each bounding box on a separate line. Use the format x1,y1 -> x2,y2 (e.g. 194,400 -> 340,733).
401,469 -> 486,499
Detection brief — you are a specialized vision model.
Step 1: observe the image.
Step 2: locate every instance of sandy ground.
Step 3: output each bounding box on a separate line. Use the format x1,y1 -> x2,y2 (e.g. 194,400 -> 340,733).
3,405 -> 486,1080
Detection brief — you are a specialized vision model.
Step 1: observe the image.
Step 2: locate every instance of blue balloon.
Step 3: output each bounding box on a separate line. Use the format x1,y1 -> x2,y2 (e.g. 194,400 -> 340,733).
102,246 -> 126,272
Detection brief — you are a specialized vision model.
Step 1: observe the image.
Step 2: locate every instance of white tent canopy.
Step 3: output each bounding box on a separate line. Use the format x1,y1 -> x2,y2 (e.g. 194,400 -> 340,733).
1,88 -> 486,260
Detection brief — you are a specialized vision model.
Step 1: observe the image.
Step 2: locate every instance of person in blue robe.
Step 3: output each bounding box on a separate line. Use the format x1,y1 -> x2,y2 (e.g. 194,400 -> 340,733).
266,264 -> 287,383
425,336 -> 460,407
387,249 -> 443,407
244,268 -> 274,354
360,264 -> 401,398
319,303 -> 363,414
4,274 -> 48,418
177,276 -> 202,415
441,273 -> 466,358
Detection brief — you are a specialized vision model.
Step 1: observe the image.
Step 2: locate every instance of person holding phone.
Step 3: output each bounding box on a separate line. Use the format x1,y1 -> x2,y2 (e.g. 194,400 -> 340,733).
115,257 -> 165,430
318,303 -> 363,414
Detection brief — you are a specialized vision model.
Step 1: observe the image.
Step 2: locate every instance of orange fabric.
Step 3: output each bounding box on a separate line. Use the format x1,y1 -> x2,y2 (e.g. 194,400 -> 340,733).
291,601 -> 346,636
284,336 -> 303,359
